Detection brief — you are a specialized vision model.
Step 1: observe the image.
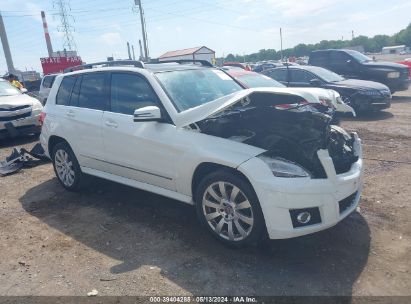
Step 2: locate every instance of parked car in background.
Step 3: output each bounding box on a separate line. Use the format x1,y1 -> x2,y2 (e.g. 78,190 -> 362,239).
397,58 -> 411,77
223,62 -> 251,70
263,65 -> 392,112
223,67 -> 354,115
252,62 -> 280,73
40,60 -> 363,247
223,67 -> 285,88
0,79 -> 43,139
39,74 -> 58,104
309,49 -> 410,93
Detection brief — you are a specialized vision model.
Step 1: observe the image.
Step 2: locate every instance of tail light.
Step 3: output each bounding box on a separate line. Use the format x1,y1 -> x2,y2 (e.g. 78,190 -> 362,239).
39,112 -> 46,126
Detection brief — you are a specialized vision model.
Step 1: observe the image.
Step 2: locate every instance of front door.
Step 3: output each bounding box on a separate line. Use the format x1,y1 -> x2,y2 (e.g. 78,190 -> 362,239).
101,72 -> 183,191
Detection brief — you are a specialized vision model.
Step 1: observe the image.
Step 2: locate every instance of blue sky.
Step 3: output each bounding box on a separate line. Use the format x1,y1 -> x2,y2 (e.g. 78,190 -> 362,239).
1,0 -> 411,74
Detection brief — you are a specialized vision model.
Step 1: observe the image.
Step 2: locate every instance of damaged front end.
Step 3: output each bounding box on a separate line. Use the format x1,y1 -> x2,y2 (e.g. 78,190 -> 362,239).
190,91 -> 359,179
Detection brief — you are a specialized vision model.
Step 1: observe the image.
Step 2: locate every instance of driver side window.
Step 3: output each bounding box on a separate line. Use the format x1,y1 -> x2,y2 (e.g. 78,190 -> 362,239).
110,73 -> 159,115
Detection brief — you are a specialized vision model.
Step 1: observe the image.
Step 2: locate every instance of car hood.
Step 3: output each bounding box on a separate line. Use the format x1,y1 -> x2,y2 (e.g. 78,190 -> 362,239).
330,79 -> 389,91
174,87 -> 338,127
0,94 -> 43,109
362,61 -> 409,70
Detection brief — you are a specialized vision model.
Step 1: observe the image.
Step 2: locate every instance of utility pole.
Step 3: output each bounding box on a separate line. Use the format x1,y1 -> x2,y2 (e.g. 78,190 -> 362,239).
134,0 -> 149,61
127,42 -> 132,59
352,30 -> 354,40
132,45 -> 136,60
138,39 -> 143,61
0,11 -> 15,73
280,27 -> 283,62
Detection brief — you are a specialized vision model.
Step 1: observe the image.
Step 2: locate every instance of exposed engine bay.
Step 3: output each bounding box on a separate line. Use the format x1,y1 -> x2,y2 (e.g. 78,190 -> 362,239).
193,92 -> 358,178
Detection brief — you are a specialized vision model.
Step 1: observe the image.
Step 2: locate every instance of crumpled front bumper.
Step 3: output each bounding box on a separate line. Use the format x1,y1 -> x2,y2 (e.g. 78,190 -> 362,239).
238,133 -> 364,239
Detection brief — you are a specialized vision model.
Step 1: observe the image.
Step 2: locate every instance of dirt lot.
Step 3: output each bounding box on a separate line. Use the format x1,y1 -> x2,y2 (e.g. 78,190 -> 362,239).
0,90 -> 410,297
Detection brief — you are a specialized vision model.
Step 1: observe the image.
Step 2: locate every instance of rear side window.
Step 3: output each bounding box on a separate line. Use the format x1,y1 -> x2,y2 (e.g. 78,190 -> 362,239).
110,73 -> 158,115
310,52 -> 328,66
78,73 -> 107,110
56,76 -> 76,106
42,75 -> 56,88
265,69 -> 287,82
70,76 -> 82,107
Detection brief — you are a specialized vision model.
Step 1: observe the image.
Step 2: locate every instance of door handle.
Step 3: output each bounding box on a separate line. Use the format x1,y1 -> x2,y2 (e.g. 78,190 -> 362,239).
105,120 -> 118,128
66,110 -> 75,118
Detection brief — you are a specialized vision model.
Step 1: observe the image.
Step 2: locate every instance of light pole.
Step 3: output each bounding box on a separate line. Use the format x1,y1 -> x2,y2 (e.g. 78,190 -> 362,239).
134,0 -> 149,61
280,27 -> 283,62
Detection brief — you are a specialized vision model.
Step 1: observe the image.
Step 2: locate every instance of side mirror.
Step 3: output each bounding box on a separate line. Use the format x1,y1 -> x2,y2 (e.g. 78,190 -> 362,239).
309,78 -> 322,86
346,59 -> 354,66
20,88 -> 28,93
133,106 -> 162,122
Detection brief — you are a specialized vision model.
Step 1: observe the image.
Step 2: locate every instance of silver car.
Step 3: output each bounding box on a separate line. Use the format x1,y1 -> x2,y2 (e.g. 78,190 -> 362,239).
0,79 -> 43,139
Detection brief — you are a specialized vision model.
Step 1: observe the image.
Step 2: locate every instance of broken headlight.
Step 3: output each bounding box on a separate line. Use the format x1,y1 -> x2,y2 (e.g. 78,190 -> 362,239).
258,156 -> 311,178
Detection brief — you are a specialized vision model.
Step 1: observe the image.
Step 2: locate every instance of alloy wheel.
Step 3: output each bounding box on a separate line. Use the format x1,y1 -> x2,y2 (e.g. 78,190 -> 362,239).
202,181 -> 254,241
54,149 -> 75,187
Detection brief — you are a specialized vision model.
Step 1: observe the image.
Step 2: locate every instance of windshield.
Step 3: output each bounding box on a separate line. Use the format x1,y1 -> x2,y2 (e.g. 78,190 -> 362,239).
346,50 -> 373,63
237,73 -> 285,88
0,81 -> 21,96
155,69 -> 243,112
305,66 -> 345,82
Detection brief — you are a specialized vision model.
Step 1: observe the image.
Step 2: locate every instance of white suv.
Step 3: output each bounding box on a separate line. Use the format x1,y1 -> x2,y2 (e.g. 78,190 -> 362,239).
40,60 -> 364,246
39,74 -> 58,104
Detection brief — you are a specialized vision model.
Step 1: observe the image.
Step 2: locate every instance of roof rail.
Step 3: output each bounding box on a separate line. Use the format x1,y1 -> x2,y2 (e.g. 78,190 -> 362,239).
64,60 -> 145,73
149,59 -> 213,67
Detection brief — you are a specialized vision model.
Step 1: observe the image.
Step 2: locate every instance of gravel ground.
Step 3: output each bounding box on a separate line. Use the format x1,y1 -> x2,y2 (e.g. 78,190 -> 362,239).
0,89 -> 410,297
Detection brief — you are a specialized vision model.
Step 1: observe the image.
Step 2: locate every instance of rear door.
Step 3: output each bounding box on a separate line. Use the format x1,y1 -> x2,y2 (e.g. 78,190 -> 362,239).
57,72 -> 108,171
101,72 -> 181,191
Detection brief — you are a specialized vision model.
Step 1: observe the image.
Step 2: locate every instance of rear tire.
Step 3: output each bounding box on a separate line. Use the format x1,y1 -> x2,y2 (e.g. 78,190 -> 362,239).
195,170 -> 266,247
52,142 -> 83,191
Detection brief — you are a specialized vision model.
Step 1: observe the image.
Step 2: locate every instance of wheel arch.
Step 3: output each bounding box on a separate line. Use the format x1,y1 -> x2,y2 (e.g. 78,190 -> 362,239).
191,162 -> 254,198
48,135 -> 71,156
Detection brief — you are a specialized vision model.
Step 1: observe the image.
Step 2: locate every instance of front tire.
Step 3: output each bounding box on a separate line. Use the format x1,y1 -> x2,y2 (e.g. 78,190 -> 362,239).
195,170 -> 266,247
52,142 -> 83,191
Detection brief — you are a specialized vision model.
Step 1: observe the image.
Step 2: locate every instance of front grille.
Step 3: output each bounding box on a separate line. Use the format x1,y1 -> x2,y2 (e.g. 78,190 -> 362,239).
0,104 -> 31,111
338,192 -> 358,214
0,111 -> 32,122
